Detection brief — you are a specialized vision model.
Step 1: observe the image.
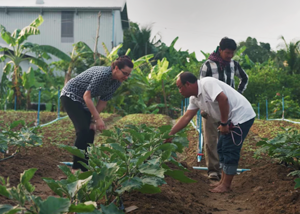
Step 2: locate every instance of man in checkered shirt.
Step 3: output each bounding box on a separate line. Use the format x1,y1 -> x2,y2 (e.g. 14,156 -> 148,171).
199,37 -> 249,180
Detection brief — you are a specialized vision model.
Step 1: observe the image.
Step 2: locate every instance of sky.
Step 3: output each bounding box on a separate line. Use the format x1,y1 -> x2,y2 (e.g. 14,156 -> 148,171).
126,0 -> 300,60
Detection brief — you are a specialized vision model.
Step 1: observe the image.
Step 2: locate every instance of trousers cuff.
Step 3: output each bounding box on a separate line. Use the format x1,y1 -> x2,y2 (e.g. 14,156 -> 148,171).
222,164 -> 238,175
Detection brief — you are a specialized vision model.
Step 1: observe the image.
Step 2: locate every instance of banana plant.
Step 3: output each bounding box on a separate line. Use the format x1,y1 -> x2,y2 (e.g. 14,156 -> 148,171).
21,67 -> 44,110
100,43 -> 126,66
63,41 -> 94,85
146,58 -> 173,114
0,15 -> 71,107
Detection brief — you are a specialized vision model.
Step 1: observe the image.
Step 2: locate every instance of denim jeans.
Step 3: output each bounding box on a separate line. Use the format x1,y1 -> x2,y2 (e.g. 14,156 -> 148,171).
61,96 -> 95,171
217,118 -> 255,175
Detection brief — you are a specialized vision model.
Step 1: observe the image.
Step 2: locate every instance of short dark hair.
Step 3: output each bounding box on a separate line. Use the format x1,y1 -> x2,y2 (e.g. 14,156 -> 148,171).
179,72 -> 197,85
219,37 -> 237,51
111,55 -> 133,69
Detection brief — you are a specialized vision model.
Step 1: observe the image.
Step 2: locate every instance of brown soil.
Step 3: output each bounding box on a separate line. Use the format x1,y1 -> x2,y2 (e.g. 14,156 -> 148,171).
0,113 -> 300,214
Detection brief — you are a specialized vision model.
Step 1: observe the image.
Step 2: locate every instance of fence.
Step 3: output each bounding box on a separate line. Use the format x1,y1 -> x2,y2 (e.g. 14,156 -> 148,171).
257,96 -> 300,124
2,87 -> 67,127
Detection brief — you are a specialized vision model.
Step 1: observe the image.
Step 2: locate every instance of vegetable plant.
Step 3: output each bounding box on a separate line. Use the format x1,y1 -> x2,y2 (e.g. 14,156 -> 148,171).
256,127 -> 300,189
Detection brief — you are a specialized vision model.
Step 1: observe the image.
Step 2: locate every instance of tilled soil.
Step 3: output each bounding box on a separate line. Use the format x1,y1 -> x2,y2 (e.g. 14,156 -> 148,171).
0,112 -> 300,214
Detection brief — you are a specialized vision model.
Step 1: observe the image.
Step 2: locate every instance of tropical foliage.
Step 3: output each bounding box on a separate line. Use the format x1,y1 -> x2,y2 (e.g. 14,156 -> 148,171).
0,15 -> 70,108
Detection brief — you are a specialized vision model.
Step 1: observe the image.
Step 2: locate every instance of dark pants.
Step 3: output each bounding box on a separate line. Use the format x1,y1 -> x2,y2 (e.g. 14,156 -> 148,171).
61,96 -> 95,171
217,118 -> 255,175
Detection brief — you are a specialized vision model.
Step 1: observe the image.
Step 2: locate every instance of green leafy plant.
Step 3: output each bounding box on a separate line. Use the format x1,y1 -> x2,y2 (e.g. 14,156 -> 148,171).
256,127 -> 300,189
0,168 -> 117,214
47,124 -> 194,212
0,15 -> 70,108
0,120 -> 43,155
269,94 -> 300,119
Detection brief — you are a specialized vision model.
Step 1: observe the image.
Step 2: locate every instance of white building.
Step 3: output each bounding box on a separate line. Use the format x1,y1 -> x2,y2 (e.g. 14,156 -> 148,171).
0,0 -> 129,79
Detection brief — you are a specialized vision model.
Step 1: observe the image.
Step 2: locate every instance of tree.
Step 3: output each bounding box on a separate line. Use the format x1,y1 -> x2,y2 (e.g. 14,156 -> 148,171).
276,36 -> 300,75
63,42 -> 94,85
237,37 -> 273,64
0,15 -> 70,107
118,22 -> 161,60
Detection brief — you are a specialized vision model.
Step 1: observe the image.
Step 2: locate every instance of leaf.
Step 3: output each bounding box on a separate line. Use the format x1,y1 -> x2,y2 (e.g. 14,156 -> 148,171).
29,57 -> 48,72
68,204 -> 96,212
0,54 -> 6,62
136,151 -> 154,166
0,25 -> 16,45
58,144 -> 86,159
67,176 -> 92,197
57,165 -> 73,177
9,120 -> 25,129
172,137 -> 189,153
100,203 -> 124,214
116,177 -> 143,195
256,141 -> 267,146
0,205 -> 15,214
126,129 -> 144,142
3,63 -> 12,74
139,184 -> 161,194
78,171 -> 93,180
42,178 -> 63,197
39,197 -> 70,214
165,170 -> 196,183
144,176 -> 166,184
158,125 -> 172,134
294,178 -> 300,189
38,45 -> 72,62
0,185 -> 10,198
20,168 -> 37,193
101,130 -> 115,137
109,143 -> 125,153
138,164 -> 166,178
169,158 -> 189,172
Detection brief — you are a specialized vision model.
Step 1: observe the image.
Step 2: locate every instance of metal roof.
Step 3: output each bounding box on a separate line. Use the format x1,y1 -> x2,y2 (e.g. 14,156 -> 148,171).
0,0 -> 127,11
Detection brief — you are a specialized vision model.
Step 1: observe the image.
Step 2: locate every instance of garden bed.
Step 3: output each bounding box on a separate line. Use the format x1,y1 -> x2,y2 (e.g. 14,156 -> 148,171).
0,113 -> 300,214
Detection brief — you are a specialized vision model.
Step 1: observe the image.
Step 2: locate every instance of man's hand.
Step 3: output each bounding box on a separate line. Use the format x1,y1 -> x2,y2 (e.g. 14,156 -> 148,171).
164,138 -> 173,143
200,110 -> 208,119
95,118 -> 106,131
89,123 -> 96,131
217,124 -> 230,135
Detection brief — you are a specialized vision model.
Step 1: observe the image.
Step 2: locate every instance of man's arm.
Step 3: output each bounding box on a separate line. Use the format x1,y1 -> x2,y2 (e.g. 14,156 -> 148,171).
169,109 -> 198,135
234,61 -> 248,93
215,92 -> 230,134
215,92 -> 229,124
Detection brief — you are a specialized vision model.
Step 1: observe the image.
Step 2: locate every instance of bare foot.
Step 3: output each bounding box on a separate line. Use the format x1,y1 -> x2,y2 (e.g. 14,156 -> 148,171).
209,181 -> 221,187
71,169 -> 80,174
209,184 -> 232,193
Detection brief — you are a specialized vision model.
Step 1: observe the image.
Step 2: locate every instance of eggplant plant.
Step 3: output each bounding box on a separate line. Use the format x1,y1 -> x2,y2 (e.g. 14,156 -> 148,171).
256,127 -> 300,189
45,124 -> 194,212
0,120 -> 43,156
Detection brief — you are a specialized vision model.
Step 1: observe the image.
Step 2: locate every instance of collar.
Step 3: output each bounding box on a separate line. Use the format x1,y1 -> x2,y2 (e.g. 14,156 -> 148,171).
197,80 -> 202,97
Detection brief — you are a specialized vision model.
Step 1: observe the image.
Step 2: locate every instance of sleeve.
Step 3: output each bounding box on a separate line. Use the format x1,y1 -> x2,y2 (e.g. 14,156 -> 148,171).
86,71 -> 107,95
199,61 -> 212,79
234,61 -> 248,94
202,79 -> 223,102
187,97 -> 199,110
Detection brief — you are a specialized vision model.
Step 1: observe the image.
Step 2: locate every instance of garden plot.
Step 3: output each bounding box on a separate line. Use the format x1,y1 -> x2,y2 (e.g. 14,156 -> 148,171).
0,112 -> 300,214
0,110 -> 66,129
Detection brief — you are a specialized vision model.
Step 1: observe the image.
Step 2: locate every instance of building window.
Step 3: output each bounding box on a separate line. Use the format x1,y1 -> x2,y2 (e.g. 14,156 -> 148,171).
61,12 -> 74,43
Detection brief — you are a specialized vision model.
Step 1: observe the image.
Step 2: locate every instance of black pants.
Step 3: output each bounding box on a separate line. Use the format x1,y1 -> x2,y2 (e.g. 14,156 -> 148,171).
61,96 -> 95,171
